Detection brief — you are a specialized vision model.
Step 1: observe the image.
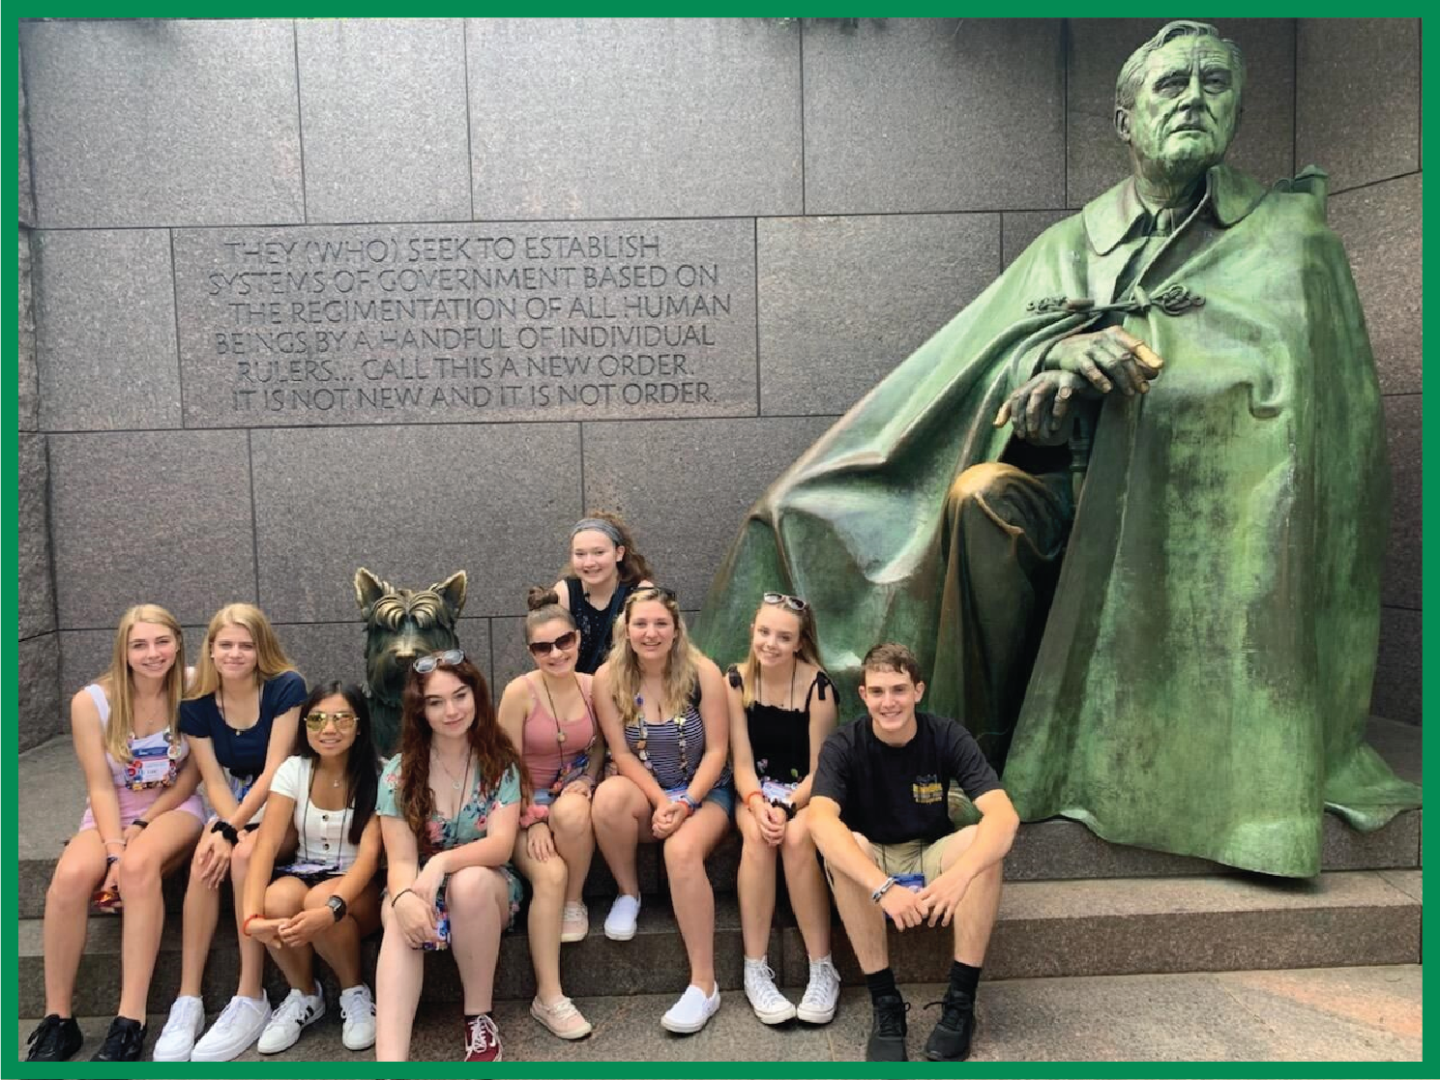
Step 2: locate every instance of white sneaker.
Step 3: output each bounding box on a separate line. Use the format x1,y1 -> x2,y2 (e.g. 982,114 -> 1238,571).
603,894 -> 641,941
338,984 -> 377,1051
796,955 -> 842,1024
257,983 -> 324,1055
190,992 -> 271,1062
151,995 -> 205,1062
661,982 -> 721,1033
744,957 -> 797,1024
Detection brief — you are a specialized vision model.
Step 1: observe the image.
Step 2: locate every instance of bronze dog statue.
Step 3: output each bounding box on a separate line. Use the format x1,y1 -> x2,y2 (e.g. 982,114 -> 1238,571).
355,567 -> 467,755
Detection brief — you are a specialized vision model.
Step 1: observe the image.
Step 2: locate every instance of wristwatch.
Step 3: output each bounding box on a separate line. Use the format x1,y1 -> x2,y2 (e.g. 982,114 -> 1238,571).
677,793 -> 701,815
871,876 -> 898,904
326,895 -> 348,923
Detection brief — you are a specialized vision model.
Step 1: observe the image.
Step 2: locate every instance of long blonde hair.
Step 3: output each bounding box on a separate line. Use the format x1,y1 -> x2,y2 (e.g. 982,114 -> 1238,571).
738,596 -> 823,709
606,587 -> 701,725
97,604 -> 187,763
186,603 -> 297,700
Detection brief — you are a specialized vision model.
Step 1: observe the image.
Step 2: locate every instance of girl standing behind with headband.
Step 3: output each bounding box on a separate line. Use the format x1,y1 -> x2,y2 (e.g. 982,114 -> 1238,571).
495,587 -> 607,1041
553,510 -> 655,674
729,592 -> 841,1027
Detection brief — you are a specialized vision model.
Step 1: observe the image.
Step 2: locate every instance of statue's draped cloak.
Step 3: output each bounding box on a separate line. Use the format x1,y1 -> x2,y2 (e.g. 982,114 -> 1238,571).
695,166 -> 1420,877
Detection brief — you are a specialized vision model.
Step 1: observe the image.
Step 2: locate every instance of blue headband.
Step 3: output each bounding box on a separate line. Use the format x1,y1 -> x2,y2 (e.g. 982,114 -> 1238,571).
571,518 -> 624,546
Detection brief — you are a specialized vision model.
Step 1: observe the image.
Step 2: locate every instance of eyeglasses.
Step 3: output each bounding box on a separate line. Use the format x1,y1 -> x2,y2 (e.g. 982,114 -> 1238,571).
528,629 -> 579,657
413,648 -> 465,674
763,592 -> 809,612
304,710 -> 358,733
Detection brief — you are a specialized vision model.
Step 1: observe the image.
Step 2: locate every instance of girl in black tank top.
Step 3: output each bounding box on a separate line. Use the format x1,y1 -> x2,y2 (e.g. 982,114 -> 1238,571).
552,512 -> 656,674
725,593 -> 841,1027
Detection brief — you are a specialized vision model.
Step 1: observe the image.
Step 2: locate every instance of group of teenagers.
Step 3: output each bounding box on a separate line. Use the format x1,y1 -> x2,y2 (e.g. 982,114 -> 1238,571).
27,511 -> 1018,1065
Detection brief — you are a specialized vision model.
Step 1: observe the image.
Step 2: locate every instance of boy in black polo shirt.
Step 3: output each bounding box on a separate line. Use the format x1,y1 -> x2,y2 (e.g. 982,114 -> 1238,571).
810,643 -> 1019,1061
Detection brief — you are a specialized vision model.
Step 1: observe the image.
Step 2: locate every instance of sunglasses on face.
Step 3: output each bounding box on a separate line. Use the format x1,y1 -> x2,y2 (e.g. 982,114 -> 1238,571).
304,710 -> 357,733
629,586 -> 678,606
528,629 -> 579,657
413,648 -> 465,673
763,591 -> 809,612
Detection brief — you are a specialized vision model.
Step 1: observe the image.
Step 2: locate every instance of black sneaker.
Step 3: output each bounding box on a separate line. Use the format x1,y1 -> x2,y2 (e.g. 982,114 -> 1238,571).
26,1014 -> 82,1061
866,992 -> 909,1061
923,988 -> 975,1061
91,1016 -> 148,1062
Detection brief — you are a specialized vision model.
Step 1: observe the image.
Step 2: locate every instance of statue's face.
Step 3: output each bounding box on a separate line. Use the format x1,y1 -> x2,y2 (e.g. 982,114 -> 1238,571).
1121,36 -> 1239,184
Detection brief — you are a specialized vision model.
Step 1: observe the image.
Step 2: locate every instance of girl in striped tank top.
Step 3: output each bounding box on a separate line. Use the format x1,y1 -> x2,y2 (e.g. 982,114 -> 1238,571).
591,586 -> 734,1035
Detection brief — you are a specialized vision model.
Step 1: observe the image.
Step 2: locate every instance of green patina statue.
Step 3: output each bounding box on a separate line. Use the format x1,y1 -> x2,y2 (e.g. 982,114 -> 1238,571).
695,20 -> 1420,877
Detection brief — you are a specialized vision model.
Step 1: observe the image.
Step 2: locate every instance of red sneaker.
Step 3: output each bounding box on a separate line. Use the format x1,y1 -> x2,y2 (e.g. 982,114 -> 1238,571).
463,1013 -> 502,1062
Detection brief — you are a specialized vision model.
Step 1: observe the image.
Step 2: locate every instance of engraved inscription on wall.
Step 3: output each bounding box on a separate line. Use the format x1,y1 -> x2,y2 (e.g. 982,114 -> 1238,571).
173,221 -> 757,425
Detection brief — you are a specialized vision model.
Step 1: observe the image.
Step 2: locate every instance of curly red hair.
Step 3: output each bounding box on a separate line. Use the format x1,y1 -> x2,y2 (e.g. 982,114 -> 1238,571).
396,656 -> 528,847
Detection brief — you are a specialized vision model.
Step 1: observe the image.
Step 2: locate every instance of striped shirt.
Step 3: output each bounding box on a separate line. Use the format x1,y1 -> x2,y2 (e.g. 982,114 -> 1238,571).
624,700 -> 731,792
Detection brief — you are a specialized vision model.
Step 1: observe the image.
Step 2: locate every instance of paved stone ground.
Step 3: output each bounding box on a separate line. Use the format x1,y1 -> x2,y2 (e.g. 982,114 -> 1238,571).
21,964 -> 1421,1062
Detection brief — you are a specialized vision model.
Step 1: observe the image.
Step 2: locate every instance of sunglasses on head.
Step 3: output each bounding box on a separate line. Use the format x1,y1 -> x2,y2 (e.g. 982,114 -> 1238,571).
528,629 -> 579,657
629,586 -> 677,605
763,591 -> 809,613
413,648 -> 465,674
304,710 -> 358,733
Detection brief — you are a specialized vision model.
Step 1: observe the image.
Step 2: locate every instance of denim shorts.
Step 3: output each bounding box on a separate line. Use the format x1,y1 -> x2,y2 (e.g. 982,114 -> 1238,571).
664,781 -> 734,818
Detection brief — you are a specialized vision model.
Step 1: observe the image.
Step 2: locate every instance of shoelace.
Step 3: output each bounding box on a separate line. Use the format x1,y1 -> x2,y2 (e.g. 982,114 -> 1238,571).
273,994 -> 311,1026
98,1020 -> 142,1057
876,998 -> 910,1037
924,993 -> 973,1032
545,997 -> 580,1020
801,964 -> 839,1007
748,964 -> 788,1008
466,1015 -> 498,1056
162,1000 -> 201,1034
28,1017 -> 64,1051
213,996 -> 256,1031
340,990 -> 374,1018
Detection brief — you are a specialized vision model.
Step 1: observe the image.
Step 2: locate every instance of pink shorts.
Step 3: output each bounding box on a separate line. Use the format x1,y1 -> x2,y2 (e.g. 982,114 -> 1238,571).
79,783 -> 206,833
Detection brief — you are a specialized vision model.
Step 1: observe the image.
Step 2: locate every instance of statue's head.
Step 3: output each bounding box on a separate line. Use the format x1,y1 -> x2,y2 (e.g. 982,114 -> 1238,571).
1115,21 -> 1244,191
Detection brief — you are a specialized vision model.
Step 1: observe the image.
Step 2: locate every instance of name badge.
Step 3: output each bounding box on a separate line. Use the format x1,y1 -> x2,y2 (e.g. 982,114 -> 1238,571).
126,741 -> 177,790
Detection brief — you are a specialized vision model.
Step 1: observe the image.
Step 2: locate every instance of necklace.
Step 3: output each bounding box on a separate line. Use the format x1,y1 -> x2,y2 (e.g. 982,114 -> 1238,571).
215,682 -> 258,733
304,761 -> 350,871
633,678 -> 690,777
539,673 -> 597,789
757,661 -> 798,711
129,694 -> 171,743
432,748 -> 470,792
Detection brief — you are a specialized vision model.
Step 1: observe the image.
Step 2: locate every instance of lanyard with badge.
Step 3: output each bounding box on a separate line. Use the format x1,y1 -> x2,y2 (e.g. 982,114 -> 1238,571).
124,731 -> 180,791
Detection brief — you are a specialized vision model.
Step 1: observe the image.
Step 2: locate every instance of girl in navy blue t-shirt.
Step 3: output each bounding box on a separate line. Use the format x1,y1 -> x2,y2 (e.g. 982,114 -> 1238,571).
152,603 -> 306,1063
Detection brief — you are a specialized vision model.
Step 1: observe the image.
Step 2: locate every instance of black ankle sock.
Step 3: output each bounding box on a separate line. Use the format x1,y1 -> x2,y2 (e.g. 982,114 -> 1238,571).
866,968 -> 899,1001
949,960 -> 981,1001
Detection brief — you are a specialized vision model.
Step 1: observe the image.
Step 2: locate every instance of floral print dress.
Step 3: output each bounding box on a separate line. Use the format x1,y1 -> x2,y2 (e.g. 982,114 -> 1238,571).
377,753 -> 524,927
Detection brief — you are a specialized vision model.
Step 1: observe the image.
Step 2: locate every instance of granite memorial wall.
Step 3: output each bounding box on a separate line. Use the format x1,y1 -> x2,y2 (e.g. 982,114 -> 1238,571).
15,17 -> 1422,750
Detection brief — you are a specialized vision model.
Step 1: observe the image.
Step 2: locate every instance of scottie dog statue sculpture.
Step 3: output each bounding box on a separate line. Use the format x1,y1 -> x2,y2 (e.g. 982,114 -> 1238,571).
355,567 -> 467,755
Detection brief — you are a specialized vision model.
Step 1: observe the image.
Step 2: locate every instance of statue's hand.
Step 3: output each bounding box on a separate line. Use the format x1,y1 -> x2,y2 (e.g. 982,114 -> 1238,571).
1044,326 -> 1163,396
994,370 -> 1091,443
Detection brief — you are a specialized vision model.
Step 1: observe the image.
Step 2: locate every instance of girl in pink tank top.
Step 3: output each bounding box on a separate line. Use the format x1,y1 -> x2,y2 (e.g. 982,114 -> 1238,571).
495,587 -> 608,1042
